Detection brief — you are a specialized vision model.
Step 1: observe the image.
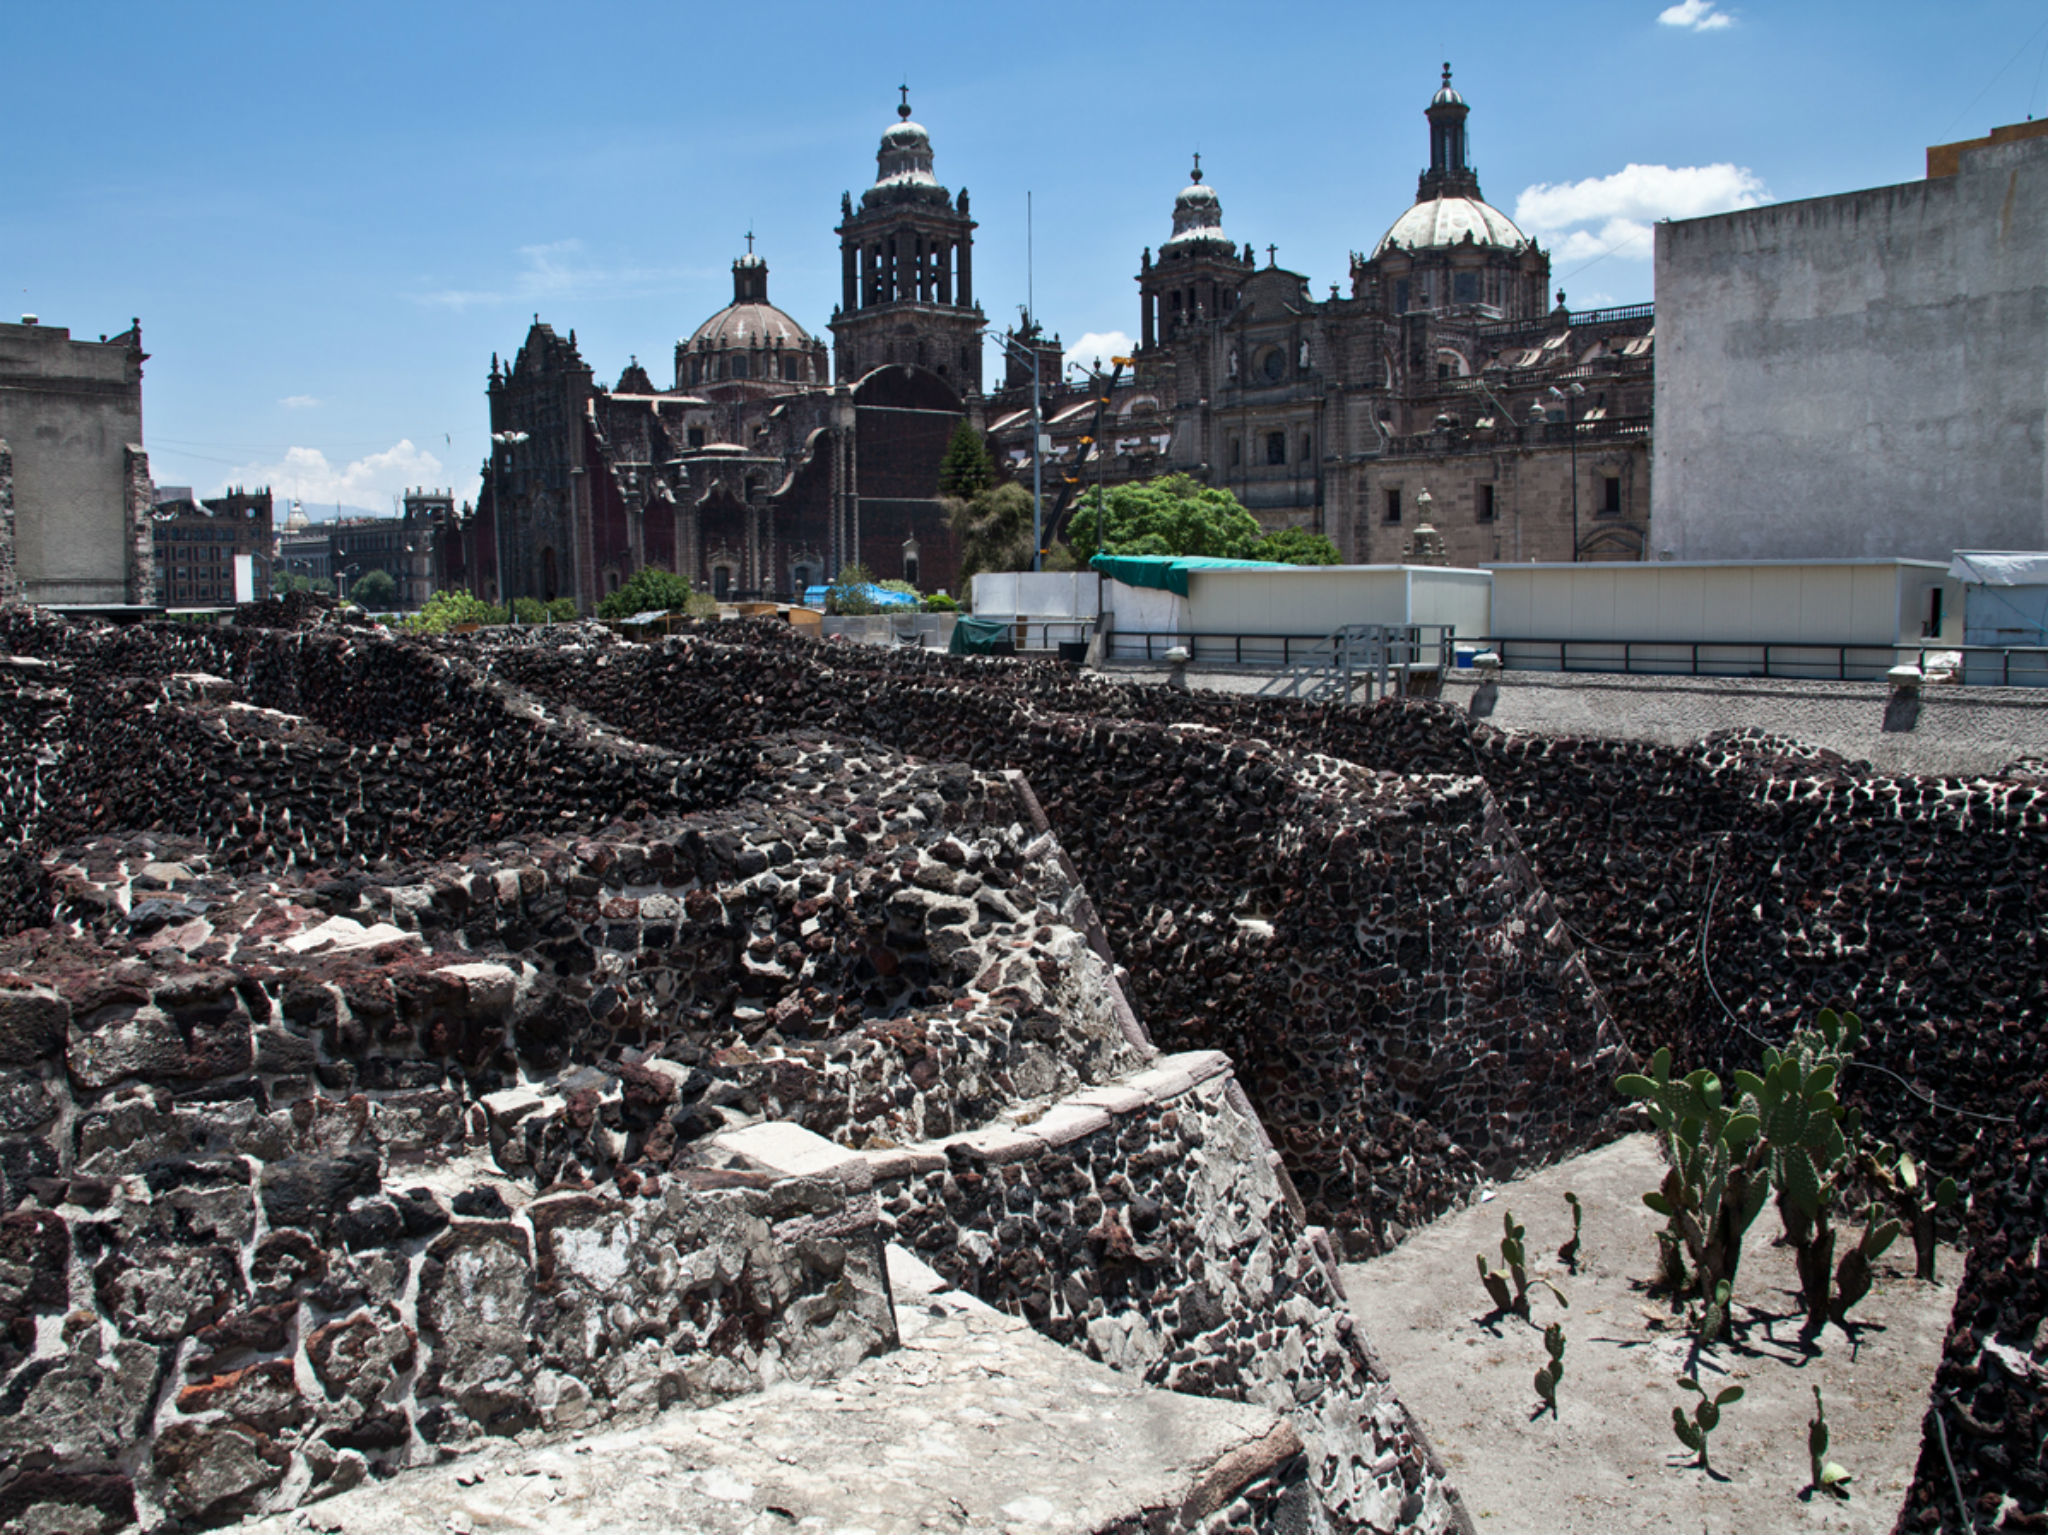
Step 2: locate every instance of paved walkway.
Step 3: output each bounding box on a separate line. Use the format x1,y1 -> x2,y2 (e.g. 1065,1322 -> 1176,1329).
1093,662 -> 2048,778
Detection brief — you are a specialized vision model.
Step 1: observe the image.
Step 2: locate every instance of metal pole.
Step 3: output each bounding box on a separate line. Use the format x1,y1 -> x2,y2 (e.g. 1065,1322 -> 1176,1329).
1569,391 -> 1580,562
492,444 -> 506,612
1031,346 -> 1042,572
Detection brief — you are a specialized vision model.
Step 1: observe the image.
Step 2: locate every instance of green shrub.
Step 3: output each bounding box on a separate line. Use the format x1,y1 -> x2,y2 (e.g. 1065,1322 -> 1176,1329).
826,563 -> 881,616
921,593 -> 959,612
403,590 -> 504,632
597,565 -> 693,620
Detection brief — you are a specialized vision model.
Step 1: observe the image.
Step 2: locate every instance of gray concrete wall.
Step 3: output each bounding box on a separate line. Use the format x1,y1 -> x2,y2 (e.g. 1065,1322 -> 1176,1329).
0,320 -> 146,605
1653,135 -> 2048,563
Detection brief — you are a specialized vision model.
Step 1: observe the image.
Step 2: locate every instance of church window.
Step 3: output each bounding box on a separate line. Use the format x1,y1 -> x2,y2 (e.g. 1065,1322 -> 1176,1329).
1262,348 -> 1285,383
1600,475 -> 1623,515
1384,488 -> 1402,524
688,427 -> 706,448
1300,431 -> 1312,464
1453,271 -> 1479,303
690,358 -> 703,384
1394,279 -> 1410,312
781,355 -> 798,382
732,354 -> 750,379
1230,437 -> 1242,467
1476,483 -> 1496,523
1266,431 -> 1285,465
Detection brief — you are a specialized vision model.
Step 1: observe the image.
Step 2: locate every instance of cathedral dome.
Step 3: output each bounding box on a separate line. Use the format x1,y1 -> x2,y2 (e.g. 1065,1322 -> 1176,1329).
686,300 -> 811,351
677,243 -> 824,388
1371,194 -> 1527,257
1161,156 -> 1235,257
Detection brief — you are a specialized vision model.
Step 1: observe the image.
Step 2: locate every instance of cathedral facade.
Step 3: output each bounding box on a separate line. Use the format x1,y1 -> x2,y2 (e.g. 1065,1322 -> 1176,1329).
986,69 -> 1655,568
457,96 -> 978,611
448,70 -> 1655,613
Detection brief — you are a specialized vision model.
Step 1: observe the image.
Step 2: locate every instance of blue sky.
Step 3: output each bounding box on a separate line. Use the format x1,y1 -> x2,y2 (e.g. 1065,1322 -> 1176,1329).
6,1 -> 2046,515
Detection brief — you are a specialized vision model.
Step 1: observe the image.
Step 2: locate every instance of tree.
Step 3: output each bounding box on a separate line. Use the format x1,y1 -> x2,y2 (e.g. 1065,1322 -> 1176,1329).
947,482 -> 1036,589
826,563 -> 881,615
937,419 -> 995,498
596,565 -> 693,620
277,572 -> 333,596
1065,474 -> 1264,560
348,568 -> 397,608
1251,527 -> 1343,565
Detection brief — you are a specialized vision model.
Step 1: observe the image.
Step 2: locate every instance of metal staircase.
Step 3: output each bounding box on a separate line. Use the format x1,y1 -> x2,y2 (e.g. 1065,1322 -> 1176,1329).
1256,624 -> 1455,704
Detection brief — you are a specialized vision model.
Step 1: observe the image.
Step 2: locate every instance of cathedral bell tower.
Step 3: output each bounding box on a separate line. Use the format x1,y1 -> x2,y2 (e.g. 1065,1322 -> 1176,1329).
830,89 -> 983,390
1137,155 -> 1252,352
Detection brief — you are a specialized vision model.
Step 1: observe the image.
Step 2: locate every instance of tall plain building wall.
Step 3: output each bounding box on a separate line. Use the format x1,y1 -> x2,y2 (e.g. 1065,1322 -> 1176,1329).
1653,134 -> 2048,563
0,319 -> 149,605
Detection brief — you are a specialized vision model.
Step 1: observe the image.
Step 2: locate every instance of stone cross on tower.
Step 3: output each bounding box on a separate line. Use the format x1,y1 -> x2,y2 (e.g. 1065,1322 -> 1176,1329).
898,83 -> 911,119
1266,244 -> 1277,267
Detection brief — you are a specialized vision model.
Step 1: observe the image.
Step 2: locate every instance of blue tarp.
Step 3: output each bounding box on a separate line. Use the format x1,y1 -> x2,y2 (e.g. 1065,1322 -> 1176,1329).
1088,554 -> 1292,598
802,583 -> 918,610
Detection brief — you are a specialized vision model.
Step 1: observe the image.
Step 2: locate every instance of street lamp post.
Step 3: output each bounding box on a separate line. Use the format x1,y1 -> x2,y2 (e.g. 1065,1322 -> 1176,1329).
994,327 -> 1044,572
490,429 -> 529,612
1547,382 -> 1585,562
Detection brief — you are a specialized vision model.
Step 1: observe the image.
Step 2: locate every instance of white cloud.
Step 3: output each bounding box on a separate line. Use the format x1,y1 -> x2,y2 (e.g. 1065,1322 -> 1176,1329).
412,239 -> 707,311
1515,163 -> 1769,265
279,394 -> 320,410
218,439 -> 445,515
1659,0 -> 1734,30
1063,331 -> 1135,376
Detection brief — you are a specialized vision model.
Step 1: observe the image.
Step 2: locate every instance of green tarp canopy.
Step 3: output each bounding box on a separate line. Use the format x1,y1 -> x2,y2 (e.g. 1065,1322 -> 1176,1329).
1088,554 -> 1291,598
948,615 -> 1012,655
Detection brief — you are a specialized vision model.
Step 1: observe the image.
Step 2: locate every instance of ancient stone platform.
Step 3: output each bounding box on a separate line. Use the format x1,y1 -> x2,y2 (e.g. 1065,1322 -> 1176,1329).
2,600 -> 2041,1531
236,1260 -> 1310,1535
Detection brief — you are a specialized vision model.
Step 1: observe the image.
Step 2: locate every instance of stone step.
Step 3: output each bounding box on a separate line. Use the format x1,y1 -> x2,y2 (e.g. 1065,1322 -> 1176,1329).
238,1248 -> 1306,1535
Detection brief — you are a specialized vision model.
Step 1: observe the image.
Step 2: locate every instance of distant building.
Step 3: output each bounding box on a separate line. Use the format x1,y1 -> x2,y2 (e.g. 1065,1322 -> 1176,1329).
153,486 -> 272,607
400,488 -> 456,607
1653,119 -> 2048,562
329,516 -> 410,601
984,68 -> 1654,568
470,96 -> 977,611
0,316 -> 154,606
276,500 -> 333,590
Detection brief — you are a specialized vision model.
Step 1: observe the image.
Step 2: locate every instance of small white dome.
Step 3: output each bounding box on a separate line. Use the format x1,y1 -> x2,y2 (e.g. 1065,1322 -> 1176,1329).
1372,195 -> 1527,257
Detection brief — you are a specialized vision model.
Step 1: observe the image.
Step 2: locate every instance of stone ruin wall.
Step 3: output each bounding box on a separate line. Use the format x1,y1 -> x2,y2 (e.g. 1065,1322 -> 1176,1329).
1,605 -> 2044,1529
472,620 -> 2048,1531
0,616 -> 1467,1534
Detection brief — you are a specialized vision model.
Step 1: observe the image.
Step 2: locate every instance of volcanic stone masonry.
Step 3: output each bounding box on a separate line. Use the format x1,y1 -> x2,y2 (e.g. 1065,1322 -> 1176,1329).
0,599 -> 2044,1530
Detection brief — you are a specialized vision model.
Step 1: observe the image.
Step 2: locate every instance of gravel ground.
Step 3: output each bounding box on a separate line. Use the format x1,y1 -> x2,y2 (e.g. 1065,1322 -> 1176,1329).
1092,662 -> 2048,778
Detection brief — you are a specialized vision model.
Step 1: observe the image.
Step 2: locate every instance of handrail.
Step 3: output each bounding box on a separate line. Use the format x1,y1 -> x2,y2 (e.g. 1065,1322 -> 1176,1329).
1474,635 -> 2048,687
